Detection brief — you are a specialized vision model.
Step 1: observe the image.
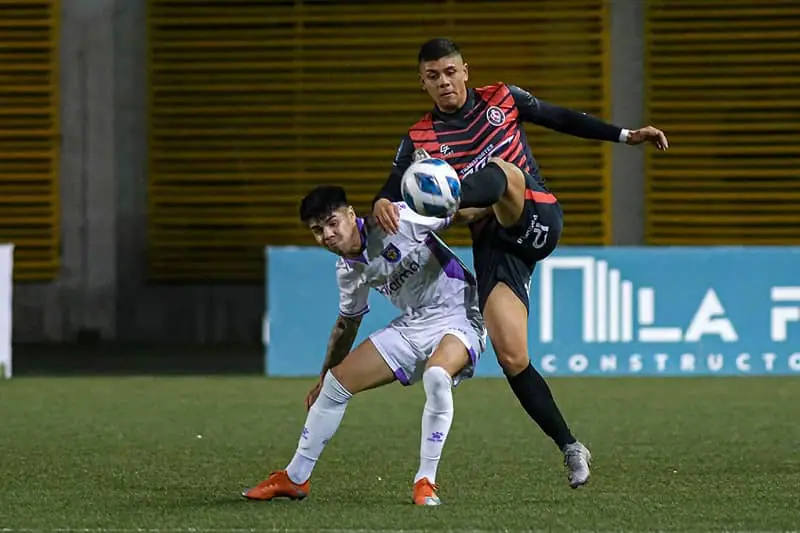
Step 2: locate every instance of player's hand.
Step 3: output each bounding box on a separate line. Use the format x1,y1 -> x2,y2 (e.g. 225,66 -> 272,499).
626,126 -> 669,151
304,378 -> 323,410
373,198 -> 400,234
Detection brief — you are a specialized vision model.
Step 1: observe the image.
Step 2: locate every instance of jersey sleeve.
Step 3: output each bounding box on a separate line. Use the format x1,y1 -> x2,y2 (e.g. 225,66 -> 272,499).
508,84 -> 623,142
335,260 -> 370,317
508,84 -> 542,123
397,203 -> 453,241
373,134 -> 414,205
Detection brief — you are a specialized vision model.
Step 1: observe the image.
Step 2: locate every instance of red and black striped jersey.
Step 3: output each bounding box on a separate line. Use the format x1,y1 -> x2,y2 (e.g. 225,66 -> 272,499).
374,82 -> 623,206
408,83 -> 537,180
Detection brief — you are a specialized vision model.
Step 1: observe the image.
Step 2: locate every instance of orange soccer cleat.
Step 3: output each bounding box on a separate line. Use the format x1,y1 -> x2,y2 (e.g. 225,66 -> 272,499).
412,477 -> 441,506
242,470 -> 310,501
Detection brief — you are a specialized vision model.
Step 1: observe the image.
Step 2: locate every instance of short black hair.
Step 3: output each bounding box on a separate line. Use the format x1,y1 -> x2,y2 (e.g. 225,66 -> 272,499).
299,185 -> 349,224
418,38 -> 461,63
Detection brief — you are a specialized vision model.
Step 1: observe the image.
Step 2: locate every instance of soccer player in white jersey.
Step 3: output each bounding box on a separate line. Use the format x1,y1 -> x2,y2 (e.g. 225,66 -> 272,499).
243,185 -> 486,506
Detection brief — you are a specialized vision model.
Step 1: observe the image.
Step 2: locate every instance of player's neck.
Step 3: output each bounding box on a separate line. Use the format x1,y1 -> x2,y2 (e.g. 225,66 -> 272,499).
342,220 -> 366,258
342,241 -> 362,258
435,89 -> 471,115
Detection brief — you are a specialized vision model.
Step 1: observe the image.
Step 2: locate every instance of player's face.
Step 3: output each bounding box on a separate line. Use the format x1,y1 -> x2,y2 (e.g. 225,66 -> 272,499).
308,206 -> 360,256
419,54 -> 469,113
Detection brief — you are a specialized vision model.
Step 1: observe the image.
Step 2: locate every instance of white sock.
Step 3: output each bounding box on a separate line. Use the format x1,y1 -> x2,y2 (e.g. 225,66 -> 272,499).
414,366 -> 454,484
285,371 -> 352,484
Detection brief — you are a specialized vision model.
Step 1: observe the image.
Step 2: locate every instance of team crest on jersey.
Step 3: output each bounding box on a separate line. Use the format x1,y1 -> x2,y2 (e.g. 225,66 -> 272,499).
486,106 -> 506,126
381,243 -> 402,263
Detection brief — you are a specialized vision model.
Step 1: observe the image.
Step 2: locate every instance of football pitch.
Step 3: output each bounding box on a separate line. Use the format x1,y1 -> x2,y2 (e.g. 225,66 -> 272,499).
1,376 -> 798,532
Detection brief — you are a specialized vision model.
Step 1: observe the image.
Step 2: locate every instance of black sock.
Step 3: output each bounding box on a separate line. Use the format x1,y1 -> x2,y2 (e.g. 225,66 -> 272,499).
507,363 -> 576,449
459,162 -> 508,208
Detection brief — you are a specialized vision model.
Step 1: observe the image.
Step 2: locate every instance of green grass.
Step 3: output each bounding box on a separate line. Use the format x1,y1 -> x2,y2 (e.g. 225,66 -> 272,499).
1,376 -> 798,531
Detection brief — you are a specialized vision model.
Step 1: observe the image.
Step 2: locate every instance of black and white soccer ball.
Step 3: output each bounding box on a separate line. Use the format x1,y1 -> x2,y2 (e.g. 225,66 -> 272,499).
400,158 -> 461,218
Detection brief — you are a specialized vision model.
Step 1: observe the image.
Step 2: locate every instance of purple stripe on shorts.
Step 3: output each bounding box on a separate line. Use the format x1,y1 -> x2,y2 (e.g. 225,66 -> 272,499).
394,367 -> 411,386
468,346 -> 477,367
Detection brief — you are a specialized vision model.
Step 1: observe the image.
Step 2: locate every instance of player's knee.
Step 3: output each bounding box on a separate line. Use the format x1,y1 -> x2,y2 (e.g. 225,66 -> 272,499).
423,366 -> 453,412
324,369 -> 354,404
494,348 -> 530,376
489,324 -> 530,374
488,158 -> 524,190
487,157 -> 509,169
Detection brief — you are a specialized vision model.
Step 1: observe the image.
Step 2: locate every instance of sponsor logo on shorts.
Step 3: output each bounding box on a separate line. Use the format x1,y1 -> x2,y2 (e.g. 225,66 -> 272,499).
517,214 -> 550,248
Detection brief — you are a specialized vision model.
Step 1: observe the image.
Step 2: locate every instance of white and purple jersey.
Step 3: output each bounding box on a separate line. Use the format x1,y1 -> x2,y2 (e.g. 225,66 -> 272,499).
336,203 -> 481,328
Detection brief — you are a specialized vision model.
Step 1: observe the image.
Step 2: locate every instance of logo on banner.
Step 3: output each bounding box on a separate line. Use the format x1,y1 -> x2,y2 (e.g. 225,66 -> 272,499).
535,255 -> 800,375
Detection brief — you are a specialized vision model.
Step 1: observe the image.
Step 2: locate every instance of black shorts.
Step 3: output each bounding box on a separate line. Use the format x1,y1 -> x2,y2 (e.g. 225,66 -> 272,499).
471,179 -> 563,313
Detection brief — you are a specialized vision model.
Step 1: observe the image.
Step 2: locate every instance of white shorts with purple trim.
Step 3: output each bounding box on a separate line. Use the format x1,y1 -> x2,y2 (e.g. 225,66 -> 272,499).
368,312 -> 485,387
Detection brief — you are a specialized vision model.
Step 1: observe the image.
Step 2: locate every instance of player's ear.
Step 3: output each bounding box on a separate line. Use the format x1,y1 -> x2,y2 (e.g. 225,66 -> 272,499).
463,62 -> 469,82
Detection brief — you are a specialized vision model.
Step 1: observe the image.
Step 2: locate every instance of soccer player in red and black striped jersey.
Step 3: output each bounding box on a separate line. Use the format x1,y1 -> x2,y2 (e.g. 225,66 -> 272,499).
372,38 -> 668,488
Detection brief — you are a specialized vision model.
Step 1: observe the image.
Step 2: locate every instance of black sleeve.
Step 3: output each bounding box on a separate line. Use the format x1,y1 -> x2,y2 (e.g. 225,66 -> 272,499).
373,134 -> 414,205
508,84 -> 623,143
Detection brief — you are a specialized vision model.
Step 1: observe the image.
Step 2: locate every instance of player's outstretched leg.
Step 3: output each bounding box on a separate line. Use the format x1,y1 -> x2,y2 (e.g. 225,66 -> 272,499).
243,339 -> 395,501
242,370 -> 347,501
484,283 -> 591,488
460,159 -> 592,488
412,334 -> 472,506
458,159 -> 523,224
460,157 -> 545,228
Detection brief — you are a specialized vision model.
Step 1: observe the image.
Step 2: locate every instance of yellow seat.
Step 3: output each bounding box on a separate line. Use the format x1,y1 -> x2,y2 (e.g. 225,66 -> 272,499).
0,1 -> 59,280
148,0 -> 613,280
646,0 -> 800,245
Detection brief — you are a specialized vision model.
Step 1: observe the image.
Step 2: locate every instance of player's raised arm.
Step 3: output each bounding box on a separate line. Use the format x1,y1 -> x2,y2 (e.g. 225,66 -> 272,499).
373,135 -> 414,234
508,84 -> 668,150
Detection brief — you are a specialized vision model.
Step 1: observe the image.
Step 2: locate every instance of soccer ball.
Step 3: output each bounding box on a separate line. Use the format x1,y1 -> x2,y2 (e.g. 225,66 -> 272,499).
400,158 -> 461,218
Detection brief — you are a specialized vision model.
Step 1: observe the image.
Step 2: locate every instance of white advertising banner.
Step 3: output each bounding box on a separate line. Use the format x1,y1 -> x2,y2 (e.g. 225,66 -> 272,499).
0,245 -> 13,379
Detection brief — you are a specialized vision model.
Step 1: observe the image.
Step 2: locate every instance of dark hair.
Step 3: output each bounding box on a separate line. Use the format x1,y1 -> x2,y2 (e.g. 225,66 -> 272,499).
417,38 -> 461,63
299,185 -> 349,224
